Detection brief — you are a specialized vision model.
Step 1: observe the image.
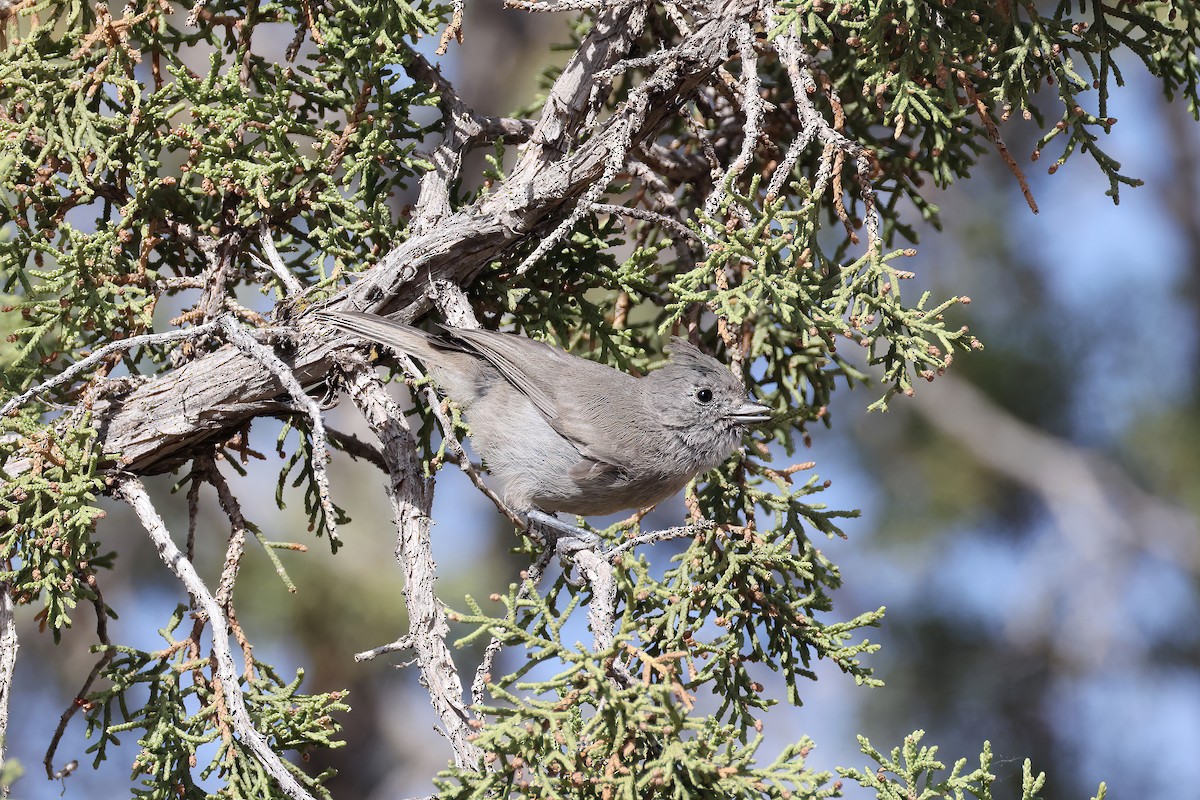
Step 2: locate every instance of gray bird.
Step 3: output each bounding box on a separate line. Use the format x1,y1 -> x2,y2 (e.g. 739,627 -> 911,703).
319,311 -> 772,518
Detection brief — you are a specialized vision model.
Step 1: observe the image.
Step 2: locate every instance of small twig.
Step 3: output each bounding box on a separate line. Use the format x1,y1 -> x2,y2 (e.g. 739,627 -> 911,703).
402,45 -> 534,144
956,68 -> 1038,214
435,0 -> 464,55
591,202 -> 700,241
0,320 -> 221,419
185,0 -> 207,26
185,466 -> 203,563
216,315 -> 341,548
606,518 -> 714,559
43,583 -> 113,781
765,123 -> 818,202
703,21 -> 763,224
354,635 -> 414,663
830,149 -> 855,244
196,455 -> 302,599
505,0 -> 643,10
593,49 -> 677,86
198,455 -> 259,608
252,223 -> 305,297
327,426 -> 387,471
0,583 -> 16,797
113,476 -> 318,800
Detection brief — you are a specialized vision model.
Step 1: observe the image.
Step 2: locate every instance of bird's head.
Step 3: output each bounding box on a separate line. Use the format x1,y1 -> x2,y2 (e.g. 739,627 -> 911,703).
644,339 -> 772,469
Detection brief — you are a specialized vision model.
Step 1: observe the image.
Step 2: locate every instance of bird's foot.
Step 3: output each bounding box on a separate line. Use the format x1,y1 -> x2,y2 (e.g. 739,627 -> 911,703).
524,510 -> 602,583
525,509 -> 601,549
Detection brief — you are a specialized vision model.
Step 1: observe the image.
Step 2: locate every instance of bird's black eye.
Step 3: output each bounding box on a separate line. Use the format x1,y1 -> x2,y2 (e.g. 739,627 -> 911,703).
696,388 -> 714,403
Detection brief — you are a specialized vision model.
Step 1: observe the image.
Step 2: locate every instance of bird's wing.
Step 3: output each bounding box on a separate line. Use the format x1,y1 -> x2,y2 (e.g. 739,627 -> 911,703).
568,456 -> 625,484
443,328 -> 568,420
447,328 -> 638,472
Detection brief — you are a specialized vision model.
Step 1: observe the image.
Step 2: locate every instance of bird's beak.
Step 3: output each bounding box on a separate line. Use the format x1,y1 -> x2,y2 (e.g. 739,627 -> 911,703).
727,401 -> 773,425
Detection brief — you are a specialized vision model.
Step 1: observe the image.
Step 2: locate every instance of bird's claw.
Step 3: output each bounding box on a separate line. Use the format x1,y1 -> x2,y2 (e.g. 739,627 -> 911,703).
524,510 -> 602,581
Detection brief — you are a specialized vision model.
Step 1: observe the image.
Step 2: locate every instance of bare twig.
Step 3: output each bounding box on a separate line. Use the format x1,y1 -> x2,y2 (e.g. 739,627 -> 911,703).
591,202 -> 701,241
327,426 -> 387,470
0,320 -> 221,419
250,223 -> 305,297
436,0 -> 464,54
956,68 -> 1038,214
198,455 -> 258,607
43,584 -> 113,780
506,0 -> 646,10
185,467 -> 202,560
703,21 -> 763,224
0,583 -> 16,797
354,635 -> 414,663
765,120 -> 818,202
606,518 -> 714,559
402,46 -> 534,144
202,455 -> 301,595
113,476 -> 318,800
216,315 -> 340,548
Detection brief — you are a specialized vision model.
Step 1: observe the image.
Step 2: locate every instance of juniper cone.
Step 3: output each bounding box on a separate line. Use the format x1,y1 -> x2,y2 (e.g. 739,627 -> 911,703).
319,311 -> 773,517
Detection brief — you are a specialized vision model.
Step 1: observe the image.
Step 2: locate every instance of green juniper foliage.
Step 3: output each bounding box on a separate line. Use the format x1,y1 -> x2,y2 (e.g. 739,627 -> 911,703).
0,0 -> 1193,797
86,606 -> 348,799
2,0 -> 442,794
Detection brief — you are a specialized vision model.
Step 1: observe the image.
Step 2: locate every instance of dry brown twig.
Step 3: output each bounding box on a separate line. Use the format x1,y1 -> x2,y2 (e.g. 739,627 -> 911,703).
41,578 -> 114,782
436,0 -> 464,55
955,68 -> 1039,214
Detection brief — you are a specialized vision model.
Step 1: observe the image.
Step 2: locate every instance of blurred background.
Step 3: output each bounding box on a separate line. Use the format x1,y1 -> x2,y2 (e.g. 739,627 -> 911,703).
7,6 -> 1200,799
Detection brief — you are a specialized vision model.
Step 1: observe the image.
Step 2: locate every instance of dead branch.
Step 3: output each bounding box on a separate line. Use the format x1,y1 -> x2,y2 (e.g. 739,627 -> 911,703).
342,367 -> 483,769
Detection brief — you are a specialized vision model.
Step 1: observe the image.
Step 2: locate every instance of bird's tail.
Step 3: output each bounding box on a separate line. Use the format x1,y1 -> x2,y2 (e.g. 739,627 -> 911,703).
317,310 -> 451,363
